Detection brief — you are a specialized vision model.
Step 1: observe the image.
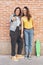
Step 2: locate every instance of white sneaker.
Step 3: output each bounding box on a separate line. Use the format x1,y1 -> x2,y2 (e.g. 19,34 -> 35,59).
11,56 -> 19,61
16,54 -> 24,59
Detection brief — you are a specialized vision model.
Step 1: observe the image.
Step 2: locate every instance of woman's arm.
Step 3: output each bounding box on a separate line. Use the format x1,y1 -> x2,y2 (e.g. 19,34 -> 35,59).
10,14 -> 16,22
21,18 -> 24,38
32,18 -> 34,29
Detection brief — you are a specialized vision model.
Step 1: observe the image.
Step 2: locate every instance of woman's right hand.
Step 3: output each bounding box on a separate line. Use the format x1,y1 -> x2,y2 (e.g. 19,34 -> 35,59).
12,17 -> 16,21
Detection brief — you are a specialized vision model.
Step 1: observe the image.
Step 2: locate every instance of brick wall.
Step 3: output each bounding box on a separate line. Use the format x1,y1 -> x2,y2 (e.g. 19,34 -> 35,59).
0,0 -> 43,55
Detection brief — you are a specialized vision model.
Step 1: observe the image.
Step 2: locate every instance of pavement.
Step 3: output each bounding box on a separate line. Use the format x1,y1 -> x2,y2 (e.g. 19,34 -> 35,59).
0,55 -> 43,65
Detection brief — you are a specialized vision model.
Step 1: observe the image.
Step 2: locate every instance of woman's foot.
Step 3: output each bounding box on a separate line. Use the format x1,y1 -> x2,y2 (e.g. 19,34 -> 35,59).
11,56 -> 19,61
16,54 -> 24,59
24,54 -> 29,59
24,53 -> 32,59
29,53 -> 32,58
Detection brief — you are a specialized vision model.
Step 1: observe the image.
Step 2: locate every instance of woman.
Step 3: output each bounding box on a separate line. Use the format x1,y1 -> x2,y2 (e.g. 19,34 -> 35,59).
10,7 -> 23,61
21,7 -> 34,58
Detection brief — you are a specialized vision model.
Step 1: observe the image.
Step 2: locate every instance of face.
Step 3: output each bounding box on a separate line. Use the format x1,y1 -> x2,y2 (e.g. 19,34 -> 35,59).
15,9 -> 20,16
23,8 -> 27,16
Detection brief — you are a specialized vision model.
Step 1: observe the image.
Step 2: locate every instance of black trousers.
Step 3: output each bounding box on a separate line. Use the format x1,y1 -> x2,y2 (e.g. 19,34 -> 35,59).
10,27 -> 23,56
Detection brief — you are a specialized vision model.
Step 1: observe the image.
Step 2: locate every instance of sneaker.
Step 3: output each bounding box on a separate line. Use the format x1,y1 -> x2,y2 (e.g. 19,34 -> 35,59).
11,56 -> 19,61
16,54 -> 24,59
29,53 -> 32,58
24,55 -> 29,59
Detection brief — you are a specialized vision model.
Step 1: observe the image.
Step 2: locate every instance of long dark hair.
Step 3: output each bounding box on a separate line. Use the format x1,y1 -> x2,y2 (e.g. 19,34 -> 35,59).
23,6 -> 31,20
14,7 -> 21,16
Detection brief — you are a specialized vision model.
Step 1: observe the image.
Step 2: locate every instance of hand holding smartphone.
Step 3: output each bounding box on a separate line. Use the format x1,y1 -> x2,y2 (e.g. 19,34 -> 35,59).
12,17 -> 16,21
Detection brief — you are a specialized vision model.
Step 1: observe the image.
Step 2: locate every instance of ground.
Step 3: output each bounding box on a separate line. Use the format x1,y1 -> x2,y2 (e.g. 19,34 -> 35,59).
0,55 -> 43,65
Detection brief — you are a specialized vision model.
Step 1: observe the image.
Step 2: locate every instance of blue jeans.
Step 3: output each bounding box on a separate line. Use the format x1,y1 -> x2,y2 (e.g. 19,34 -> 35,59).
24,28 -> 34,56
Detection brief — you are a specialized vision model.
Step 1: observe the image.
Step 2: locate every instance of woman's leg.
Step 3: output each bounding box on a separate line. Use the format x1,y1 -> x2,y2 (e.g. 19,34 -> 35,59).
17,35 -> 23,54
29,29 -> 34,55
16,30 -> 24,59
10,31 -> 17,56
24,29 -> 29,57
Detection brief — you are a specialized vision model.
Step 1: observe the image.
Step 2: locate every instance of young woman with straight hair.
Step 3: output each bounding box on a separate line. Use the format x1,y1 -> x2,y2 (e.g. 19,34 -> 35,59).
21,6 -> 34,58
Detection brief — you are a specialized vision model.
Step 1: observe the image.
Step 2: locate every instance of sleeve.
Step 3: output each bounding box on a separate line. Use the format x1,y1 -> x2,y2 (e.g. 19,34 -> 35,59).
10,14 -> 13,22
